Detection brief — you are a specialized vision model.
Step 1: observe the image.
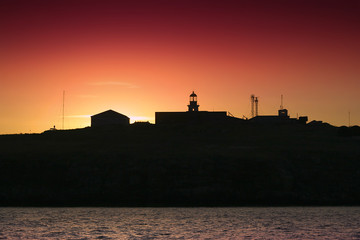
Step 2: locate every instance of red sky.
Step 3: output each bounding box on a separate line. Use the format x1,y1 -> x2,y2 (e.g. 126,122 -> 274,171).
1,0 -> 359,133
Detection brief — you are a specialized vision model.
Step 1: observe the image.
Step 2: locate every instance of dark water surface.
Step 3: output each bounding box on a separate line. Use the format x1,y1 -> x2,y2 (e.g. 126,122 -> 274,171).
1,207 -> 359,239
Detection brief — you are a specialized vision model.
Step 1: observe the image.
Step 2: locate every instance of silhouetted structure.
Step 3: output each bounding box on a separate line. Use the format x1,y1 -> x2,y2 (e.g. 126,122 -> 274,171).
250,95 -> 308,124
278,108 -> 288,118
156,111 -> 229,125
251,95 -> 255,118
278,94 -> 288,117
89,93 -> 307,127
255,97 -> 259,116
91,110 -> 129,127
156,91 -> 236,125
188,91 -> 199,112
251,94 -> 259,117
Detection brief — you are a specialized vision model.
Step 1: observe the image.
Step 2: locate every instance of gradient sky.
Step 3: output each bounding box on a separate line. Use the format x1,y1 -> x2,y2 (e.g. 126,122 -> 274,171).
1,0 -> 359,133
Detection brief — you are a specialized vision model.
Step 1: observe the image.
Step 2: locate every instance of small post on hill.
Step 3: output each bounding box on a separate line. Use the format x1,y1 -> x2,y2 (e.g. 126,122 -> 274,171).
62,91 -> 65,130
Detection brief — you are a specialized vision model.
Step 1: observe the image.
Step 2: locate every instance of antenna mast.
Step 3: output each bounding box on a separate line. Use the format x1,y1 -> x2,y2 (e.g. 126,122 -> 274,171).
349,111 -> 351,127
251,94 -> 255,118
280,94 -> 283,110
62,90 -> 65,130
255,97 -> 259,116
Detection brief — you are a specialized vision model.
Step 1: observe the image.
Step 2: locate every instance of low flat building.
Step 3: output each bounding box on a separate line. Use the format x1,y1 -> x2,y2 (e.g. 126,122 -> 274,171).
156,111 -> 228,125
249,107 -> 308,124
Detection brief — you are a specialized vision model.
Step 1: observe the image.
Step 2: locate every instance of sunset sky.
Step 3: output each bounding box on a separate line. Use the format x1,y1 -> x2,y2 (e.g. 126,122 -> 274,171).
1,0 -> 359,134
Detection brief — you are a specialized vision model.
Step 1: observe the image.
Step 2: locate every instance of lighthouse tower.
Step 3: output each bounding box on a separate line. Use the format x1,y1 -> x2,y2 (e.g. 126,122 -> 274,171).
188,91 -> 199,112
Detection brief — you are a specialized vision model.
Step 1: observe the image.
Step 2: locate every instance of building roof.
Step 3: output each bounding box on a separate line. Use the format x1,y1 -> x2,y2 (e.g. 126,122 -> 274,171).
190,91 -> 197,97
91,109 -> 129,119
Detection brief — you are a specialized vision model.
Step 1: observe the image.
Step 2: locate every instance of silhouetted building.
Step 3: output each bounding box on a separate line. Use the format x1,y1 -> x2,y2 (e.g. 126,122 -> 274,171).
299,116 -> 308,124
250,107 -> 307,124
188,91 -> 199,112
156,111 -> 228,125
156,91 -> 236,125
132,121 -> 152,127
278,108 -> 289,118
91,110 -> 129,127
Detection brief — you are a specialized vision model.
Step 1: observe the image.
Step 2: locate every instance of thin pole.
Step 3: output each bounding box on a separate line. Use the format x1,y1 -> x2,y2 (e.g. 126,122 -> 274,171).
62,91 -> 65,130
251,94 -> 255,118
348,111 -> 351,127
255,97 -> 258,116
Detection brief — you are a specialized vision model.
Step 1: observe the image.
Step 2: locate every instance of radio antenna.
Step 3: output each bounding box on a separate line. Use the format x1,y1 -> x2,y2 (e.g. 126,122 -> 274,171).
348,111 -> 351,127
62,90 -> 65,130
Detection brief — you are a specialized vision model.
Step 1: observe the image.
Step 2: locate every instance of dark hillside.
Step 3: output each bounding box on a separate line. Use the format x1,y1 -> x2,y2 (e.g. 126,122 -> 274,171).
0,123 -> 359,206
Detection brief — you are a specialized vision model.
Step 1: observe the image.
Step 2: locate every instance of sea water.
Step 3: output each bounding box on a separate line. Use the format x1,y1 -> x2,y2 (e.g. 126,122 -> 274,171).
1,207 -> 360,239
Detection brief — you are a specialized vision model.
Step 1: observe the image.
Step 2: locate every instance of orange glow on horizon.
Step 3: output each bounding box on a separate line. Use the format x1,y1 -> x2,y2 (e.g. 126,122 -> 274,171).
1,0 -> 359,134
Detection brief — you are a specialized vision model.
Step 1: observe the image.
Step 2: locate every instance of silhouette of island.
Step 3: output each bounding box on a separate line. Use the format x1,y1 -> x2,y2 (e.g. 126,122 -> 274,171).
0,92 -> 359,207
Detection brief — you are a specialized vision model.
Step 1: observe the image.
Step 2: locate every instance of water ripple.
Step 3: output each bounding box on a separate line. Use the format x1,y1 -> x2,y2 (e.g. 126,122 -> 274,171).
0,207 -> 360,239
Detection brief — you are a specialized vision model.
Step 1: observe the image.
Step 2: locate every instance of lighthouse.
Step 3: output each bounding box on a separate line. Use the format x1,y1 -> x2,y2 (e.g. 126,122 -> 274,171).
155,91 -> 228,124
188,91 -> 199,112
